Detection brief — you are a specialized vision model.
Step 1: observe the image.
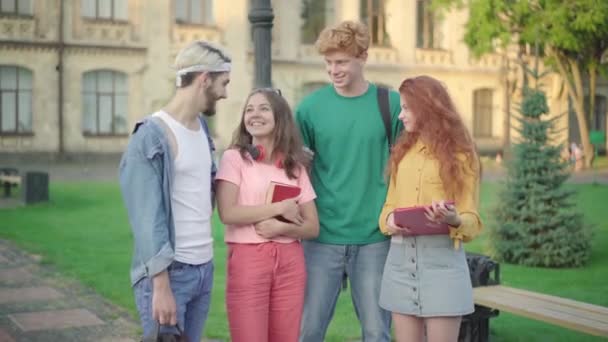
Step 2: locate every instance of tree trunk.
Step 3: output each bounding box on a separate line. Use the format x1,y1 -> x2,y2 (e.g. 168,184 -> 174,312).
571,94 -> 594,168
503,65 -> 511,154
502,54 -> 514,156
552,50 -> 594,168
589,63 -> 597,165
589,63 -> 597,125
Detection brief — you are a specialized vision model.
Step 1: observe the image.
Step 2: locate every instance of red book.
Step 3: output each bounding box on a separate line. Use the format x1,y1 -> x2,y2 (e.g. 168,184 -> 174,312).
393,201 -> 455,236
266,181 -> 301,203
266,181 -> 301,222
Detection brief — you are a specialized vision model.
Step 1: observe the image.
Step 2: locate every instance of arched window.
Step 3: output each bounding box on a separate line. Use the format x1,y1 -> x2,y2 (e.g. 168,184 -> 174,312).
0,66 -> 33,134
1,0 -> 32,15
175,0 -> 214,25
360,0 -> 390,46
82,70 -> 128,135
301,0 -> 334,44
81,0 -> 128,21
473,89 -> 493,138
416,0 -> 438,49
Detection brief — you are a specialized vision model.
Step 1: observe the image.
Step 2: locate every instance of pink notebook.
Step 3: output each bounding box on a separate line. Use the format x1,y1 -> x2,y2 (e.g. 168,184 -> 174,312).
393,202 -> 455,236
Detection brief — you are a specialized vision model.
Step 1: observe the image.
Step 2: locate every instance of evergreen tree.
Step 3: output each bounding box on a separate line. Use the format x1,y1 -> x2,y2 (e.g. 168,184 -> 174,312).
490,70 -> 592,267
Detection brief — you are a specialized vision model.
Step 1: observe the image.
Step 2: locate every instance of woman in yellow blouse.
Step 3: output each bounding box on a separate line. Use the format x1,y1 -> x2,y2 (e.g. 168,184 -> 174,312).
378,75 -> 482,342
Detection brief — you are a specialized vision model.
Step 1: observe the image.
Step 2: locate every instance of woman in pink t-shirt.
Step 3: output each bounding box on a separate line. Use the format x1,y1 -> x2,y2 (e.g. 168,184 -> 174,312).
216,88 -> 319,342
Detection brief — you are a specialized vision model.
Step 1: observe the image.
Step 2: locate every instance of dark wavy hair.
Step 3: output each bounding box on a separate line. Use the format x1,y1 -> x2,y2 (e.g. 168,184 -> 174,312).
230,89 -> 308,179
388,76 -> 479,197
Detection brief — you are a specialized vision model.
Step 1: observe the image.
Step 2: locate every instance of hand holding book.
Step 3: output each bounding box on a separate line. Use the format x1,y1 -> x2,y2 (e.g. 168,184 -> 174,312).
424,200 -> 460,227
266,181 -> 303,224
392,200 -> 456,236
277,199 -> 304,225
385,212 -> 413,235
255,218 -> 287,239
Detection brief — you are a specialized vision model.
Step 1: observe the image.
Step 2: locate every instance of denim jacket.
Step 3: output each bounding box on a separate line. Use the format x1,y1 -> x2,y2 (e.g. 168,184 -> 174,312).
119,115 -> 216,286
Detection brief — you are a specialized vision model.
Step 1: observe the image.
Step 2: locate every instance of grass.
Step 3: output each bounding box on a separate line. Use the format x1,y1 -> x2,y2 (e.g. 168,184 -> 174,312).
468,183 -> 608,342
593,155 -> 608,169
1,182 -> 607,341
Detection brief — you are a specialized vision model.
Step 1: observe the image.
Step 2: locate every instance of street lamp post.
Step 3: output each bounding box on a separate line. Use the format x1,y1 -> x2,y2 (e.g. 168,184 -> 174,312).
248,0 -> 274,88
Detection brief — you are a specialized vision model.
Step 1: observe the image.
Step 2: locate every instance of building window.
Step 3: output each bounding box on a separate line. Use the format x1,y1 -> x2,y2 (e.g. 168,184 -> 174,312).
473,89 -> 493,138
0,0 -> 33,16
360,0 -> 390,46
301,0 -> 334,44
82,70 -> 128,135
416,0 -> 438,49
81,0 -> 128,21
0,66 -> 33,134
175,0 -> 213,25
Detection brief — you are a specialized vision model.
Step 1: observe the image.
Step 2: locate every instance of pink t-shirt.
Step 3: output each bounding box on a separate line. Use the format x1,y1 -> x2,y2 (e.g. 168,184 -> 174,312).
216,149 -> 316,244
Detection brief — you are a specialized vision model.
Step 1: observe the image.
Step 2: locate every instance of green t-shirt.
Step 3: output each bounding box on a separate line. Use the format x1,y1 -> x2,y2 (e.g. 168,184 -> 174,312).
295,83 -> 402,244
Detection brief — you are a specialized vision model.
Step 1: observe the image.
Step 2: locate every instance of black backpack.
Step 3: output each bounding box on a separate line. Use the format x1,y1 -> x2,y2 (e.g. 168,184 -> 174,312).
376,86 -> 392,150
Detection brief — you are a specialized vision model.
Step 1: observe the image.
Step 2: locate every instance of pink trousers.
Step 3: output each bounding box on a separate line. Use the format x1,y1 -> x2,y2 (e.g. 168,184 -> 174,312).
226,241 -> 306,342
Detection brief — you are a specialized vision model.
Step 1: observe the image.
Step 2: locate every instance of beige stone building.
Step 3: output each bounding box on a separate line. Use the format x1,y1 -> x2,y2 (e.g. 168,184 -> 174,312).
0,0 -> 605,155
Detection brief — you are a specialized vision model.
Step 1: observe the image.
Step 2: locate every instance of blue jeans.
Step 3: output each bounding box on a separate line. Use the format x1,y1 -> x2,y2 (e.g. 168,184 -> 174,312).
134,260 -> 214,342
299,240 -> 391,342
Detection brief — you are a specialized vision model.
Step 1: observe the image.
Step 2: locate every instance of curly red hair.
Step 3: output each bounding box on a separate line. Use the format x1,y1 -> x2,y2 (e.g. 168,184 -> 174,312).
389,76 -> 479,197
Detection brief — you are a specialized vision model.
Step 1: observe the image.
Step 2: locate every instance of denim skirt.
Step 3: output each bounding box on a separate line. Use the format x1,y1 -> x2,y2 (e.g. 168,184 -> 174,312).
379,234 -> 474,317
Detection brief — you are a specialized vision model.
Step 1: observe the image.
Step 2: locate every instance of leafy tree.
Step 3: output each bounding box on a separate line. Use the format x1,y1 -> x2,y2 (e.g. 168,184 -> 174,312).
433,0 -> 608,167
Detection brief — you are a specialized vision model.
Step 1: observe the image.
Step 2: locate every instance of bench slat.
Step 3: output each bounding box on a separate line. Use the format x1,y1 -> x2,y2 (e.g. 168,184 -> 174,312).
480,289 -> 608,325
497,286 -> 608,317
474,295 -> 608,337
474,285 -> 608,337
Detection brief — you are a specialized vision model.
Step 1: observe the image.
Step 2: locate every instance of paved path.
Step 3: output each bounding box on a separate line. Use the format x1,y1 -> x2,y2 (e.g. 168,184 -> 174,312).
0,239 -> 139,342
2,154 -> 607,184
0,240 -> 227,341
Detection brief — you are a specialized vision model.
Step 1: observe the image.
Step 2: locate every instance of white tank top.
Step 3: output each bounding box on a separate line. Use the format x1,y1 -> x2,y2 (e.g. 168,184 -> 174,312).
155,111 -> 213,265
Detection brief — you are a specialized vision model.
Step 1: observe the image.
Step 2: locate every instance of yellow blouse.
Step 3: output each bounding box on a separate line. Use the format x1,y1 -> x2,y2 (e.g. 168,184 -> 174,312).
378,141 -> 483,248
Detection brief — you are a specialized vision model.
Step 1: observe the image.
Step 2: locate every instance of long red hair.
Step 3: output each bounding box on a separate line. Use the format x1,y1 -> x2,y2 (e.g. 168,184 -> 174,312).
389,76 -> 479,197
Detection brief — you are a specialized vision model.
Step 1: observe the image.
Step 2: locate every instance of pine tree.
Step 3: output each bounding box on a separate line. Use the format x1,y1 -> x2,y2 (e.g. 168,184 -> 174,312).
489,70 -> 592,267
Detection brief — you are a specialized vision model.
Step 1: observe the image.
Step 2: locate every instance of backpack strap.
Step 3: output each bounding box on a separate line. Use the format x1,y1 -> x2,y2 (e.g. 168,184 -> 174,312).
376,86 -> 392,150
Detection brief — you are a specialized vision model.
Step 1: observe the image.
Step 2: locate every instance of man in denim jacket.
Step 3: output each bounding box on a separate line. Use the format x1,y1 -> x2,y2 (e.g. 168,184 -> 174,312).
119,41 -> 231,341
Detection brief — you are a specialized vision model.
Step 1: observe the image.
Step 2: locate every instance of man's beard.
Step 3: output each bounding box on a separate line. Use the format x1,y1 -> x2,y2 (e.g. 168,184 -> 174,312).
202,86 -> 219,117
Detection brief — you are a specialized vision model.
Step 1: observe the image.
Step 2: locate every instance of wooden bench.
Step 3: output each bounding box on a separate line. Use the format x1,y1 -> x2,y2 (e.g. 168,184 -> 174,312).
473,285 -> 608,337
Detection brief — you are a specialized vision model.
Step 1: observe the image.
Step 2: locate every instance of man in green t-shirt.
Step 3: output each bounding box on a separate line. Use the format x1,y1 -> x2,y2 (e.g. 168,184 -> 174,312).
296,20 -> 401,342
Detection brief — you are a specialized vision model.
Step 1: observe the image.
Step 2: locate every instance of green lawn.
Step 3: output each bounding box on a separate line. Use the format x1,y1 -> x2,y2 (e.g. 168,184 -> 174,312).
593,155 -> 608,169
0,182 -> 607,341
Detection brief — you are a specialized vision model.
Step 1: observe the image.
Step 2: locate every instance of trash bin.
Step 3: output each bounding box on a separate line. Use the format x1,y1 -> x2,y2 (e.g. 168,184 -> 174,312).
22,172 -> 49,204
458,253 -> 501,342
